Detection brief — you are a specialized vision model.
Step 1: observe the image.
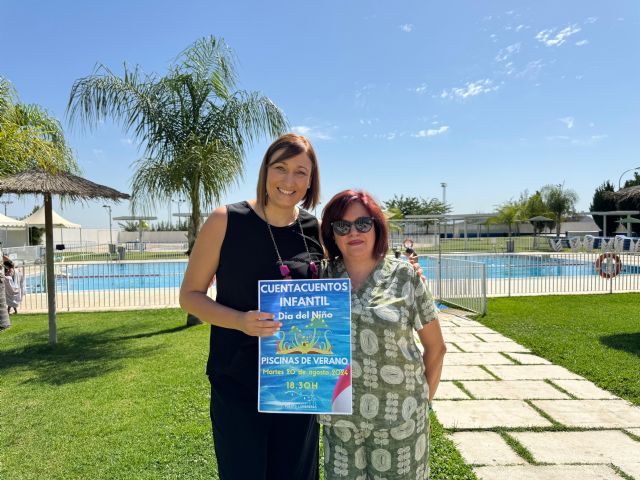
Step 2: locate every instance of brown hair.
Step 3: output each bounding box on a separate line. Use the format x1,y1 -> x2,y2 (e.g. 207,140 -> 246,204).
256,133 -> 320,210
321,189 -> 389,260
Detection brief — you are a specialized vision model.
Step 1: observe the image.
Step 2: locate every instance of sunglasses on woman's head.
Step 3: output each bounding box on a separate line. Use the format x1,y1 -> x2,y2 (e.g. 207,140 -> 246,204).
331,216 -> 374,236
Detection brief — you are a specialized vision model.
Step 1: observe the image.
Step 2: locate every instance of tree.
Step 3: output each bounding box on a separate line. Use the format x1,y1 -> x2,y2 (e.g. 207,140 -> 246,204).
0,78 -> 78,331
384,194 -> 451,217
67,36 -> 288,255
117,220 -> 149,232
589,181 -> 619,236
541,184 -> 579,238
0,77 -> 76,176
487,201 -> 522,237
384,195 -> 451,234
521,190 -> 552,234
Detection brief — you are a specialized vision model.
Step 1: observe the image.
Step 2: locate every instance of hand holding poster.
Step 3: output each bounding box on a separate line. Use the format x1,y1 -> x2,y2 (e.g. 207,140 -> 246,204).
258,278 -> 352,414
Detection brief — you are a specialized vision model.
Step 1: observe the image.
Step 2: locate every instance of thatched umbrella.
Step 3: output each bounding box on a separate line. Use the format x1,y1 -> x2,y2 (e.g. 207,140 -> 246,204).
614,185 -> 640,202
0,170 -> 129,344
528,215 -> 554,235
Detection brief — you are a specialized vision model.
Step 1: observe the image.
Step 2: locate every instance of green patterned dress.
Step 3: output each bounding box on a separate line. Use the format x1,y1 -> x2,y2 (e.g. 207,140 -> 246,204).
318,257 -> 439,480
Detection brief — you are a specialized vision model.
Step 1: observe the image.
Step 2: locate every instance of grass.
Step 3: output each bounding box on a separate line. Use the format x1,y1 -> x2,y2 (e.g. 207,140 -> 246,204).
0,310 -> 477,480
476,294 -> 640,405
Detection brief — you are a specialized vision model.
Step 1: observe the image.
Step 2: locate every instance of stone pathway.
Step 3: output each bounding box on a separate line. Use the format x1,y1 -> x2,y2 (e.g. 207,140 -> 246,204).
431,311 -> 640,480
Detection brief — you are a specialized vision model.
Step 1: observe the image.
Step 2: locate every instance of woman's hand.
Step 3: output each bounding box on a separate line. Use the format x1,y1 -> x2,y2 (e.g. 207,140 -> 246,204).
408,255 -> 425,280
238,311 -> 281,337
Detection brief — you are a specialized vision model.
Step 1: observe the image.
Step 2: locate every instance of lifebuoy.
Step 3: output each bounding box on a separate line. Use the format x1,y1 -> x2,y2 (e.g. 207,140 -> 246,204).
403,238 -> 414,249
595,253 -> 622,279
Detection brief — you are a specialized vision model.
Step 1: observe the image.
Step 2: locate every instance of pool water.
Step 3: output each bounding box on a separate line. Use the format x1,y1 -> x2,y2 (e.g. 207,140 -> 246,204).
24,254 -> 640,293
419,254 -> 640,279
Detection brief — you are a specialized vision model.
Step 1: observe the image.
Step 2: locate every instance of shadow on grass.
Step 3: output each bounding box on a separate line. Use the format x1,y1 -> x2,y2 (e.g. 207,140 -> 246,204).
600,332 -> 640,357
0,323 -> 189,385
120,324 -> 190,341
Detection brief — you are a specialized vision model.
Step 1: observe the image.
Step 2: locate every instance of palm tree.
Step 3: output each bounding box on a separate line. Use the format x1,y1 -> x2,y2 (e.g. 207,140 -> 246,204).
541,184 -> 579,238
0,77 -> 78,331
67,36 -> 288,254
0,77 -> 76,176
487,201 -> 522,237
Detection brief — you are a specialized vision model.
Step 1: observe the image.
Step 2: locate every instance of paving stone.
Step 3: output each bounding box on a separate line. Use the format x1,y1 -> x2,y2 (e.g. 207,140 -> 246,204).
511,430 -> 640,464
552,380 -> 619,399
439,320 -> 458,328
508,353 -> 551,365
450,431 -> 526,465
441,326 -> 496,334
486,364 -> 582,380
473,465 -> 624,480
615,463 -> 640,480
434,400 -> 552,429
452,318 -> 484,327
475,333 -> 514,343
444,352 -> 514,366
434,382 -> 470,400
443,333 -> 484,342
532,400 -> 640,428
461,380 -> 570,400
444,342 -> 462,352
455,341 -> 530,353
441,365 -> 495,380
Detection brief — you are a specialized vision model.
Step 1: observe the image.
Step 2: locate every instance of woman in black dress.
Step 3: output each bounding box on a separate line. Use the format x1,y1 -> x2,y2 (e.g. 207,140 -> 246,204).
180,133 -> 322,479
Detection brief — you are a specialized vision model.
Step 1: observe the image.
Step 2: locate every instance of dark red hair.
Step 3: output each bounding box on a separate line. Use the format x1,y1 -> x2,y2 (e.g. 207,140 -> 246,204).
321,190 -> 389,260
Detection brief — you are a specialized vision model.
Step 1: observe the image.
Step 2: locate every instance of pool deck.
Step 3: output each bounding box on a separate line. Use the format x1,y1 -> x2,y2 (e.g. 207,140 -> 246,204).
434,310 -> 640,480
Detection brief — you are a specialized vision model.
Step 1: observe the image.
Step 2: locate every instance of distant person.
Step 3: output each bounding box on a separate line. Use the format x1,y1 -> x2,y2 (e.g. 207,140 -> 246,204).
4,264 -> 24,314
405,246 -> 417,259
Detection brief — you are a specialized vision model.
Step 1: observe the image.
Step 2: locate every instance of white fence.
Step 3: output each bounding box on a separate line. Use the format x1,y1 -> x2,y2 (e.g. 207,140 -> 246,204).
18,259 -> 214,313
422,256 -> 487,315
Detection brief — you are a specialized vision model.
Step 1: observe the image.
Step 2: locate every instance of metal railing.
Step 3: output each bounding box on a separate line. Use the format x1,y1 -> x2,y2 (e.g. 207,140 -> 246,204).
4,242 -> 188,265
421,255 -> 487,316
472,252 -> 640,297
19,259 -> 214,313
420,252 -> 640,300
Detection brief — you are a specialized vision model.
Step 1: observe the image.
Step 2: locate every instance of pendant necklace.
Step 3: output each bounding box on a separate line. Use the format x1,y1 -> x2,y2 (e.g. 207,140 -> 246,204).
264,207 -> 318,280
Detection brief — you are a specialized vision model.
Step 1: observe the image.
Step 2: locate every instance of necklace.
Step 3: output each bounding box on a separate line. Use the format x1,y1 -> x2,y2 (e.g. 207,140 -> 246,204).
264,207 -> 319,280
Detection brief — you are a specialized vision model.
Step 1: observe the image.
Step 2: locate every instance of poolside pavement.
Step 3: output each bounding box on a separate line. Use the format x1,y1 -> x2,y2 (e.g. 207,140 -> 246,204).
432,311 -> 640,480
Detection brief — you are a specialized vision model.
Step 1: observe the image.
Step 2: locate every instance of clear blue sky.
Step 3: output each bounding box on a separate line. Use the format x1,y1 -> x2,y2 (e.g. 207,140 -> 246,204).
2,0 -> 639,227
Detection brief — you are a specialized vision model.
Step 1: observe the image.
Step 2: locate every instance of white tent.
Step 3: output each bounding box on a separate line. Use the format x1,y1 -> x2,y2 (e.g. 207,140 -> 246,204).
23,206 -> 80,228
0,213 -> 25,227
23,206 -> 80,247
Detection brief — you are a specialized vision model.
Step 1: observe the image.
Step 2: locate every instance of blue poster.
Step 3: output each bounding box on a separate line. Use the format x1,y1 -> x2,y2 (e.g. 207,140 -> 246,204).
258,278 -> 352,414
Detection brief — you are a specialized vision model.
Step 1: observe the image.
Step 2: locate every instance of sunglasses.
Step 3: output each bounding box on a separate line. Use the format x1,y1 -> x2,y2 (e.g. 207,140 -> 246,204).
331,216 -> 375,236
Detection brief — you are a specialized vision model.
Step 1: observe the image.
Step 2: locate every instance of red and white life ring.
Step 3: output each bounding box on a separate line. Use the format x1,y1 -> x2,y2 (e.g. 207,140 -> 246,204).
403,238 -> 414,249
595,253 -> 622,279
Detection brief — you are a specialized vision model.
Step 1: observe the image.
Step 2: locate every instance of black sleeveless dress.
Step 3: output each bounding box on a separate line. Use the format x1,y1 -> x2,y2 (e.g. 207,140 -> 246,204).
207,201 -> 323,480
208,200 -> 324,393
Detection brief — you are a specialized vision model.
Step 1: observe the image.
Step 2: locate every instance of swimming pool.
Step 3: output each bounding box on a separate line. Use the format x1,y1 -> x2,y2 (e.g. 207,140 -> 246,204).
26,261 -> 189,293
419,254 -> 640,279
23,253 -> 640,294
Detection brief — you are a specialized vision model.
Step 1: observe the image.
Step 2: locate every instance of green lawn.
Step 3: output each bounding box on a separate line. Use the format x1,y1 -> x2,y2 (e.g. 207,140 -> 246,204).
478,294 -> 640,405
0,310 -> 476,480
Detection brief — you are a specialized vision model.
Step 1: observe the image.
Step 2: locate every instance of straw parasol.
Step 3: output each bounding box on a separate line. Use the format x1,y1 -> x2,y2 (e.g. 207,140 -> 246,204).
0,169 -> 129,344
613,185 -> 640,202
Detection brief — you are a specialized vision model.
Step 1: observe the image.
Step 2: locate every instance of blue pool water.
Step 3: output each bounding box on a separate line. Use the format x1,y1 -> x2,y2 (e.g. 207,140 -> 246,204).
26,261 -> 189,293
419,254 -> 640,279
25,255 -> 640,293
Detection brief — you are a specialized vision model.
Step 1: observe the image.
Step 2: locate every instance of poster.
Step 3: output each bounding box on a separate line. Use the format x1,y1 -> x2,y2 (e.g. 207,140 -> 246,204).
258,278 -> 352,414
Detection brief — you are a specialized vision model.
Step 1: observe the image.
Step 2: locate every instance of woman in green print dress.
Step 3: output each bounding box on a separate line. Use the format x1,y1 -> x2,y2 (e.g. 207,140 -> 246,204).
318,190 -> 447,480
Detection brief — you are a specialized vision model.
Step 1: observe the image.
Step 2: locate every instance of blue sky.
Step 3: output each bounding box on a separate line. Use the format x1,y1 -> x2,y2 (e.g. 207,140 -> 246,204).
1,1 -> 639,227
